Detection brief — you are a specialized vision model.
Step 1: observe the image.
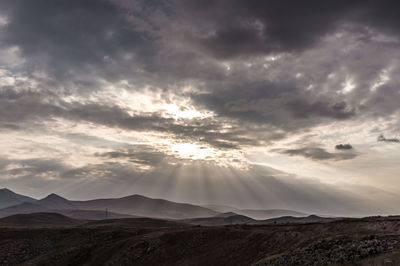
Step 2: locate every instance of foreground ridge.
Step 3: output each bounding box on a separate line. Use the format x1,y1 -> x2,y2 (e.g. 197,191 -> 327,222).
0,214 -> 399,265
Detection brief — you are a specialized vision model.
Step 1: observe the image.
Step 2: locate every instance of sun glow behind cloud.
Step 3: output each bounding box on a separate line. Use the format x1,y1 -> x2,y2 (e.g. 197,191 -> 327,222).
90,82 -> 213,120
163,140 -> 247,169
169,142 -> 220,161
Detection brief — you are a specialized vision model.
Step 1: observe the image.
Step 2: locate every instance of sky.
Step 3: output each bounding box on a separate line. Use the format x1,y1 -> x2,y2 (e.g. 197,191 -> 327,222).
0,0 -> 400,216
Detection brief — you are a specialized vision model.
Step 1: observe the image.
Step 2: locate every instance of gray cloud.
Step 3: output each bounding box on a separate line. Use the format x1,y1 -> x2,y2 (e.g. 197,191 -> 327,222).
335,144 -> 353,150
0,0 -> 158,82
0,157 -> 70,180
378,134 -> 400,143
95,146 -> 169,166
278,147 -> 358,161
175,0 -> 400,59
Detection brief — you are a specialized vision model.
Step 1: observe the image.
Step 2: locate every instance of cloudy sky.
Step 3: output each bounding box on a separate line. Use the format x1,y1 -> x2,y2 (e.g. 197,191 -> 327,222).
0,0 -> 400,216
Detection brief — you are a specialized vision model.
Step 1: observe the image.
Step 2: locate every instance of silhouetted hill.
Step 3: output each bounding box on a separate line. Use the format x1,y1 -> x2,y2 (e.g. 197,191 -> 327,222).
237,209 -> 307,220
83,217 -> 188,229
71,194 -> 219,219
183,213 -> 256,226
262,215 -> 333,224
181,213 -> 332,226
0,188 -> 36,209
0,203 -> 133,220
0,202 -> 49,217
0,213 -> 82,228
60,209 -> 135,220
204,204 -> 308,219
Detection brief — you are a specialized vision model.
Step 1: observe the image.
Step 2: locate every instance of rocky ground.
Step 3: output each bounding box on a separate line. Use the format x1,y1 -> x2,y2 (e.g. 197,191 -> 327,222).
0,217 -> 399,265
256,235 -> 399,265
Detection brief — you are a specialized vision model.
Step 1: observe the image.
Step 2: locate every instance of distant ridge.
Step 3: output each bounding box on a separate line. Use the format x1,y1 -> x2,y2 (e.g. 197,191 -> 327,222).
262,215 -> 334,224
182,213 -> 333,226
183,213 -> 257,226
0,188 -> 315,222
0,189 -> 219,220
71,194 -> 219,219
237,209 -> 307,220
204,203 -> 308,219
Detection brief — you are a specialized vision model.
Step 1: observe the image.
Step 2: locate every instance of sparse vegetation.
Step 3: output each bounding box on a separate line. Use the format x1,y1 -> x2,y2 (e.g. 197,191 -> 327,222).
0,215 -> 400,265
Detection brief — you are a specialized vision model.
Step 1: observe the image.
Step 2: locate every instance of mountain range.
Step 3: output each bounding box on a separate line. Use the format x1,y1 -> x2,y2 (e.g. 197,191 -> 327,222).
0,188 -> 314,222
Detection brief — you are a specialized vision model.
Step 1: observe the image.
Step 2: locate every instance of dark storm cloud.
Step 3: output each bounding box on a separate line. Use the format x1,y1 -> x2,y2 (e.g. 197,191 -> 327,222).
0,0 -> 227,89
1,0 -> 400,161
179,0 -> 354,58
335,144 -> 353,150
0,0 -> 159,82
193,85 -> 356,134
377,134 -> 400,143
0,0 -> 398,128
286,100 -> 355,120
278,147 -> 358,161
1,0 -> 398,83
177,0 -> 400,58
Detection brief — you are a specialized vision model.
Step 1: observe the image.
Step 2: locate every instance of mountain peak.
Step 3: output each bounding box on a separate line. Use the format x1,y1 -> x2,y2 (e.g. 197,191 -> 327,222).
38,193 -> 76,210
41,193 -> 67,201
0,188 -> 37,209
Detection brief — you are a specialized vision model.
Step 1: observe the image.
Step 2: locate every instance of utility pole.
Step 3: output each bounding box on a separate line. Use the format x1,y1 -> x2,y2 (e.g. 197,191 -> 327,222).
106,208 -> 108,219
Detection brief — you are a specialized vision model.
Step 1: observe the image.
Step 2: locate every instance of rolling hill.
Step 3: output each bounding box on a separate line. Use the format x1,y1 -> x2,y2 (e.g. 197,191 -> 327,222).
237,209 -> 307,220
0,212 -> 82,228
181,213 -> 332,226
262,215 -> 334,224
71,194 -> 219,219
0,202 -> 49,217
204,204 -> 308,220
59,209 -> 134,220
182,213 -> 257,226
0,216 -> 399,265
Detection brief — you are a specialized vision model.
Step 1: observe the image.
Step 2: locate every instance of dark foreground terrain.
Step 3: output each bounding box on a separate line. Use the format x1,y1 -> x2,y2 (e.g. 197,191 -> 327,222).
0,214 -> 400,265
